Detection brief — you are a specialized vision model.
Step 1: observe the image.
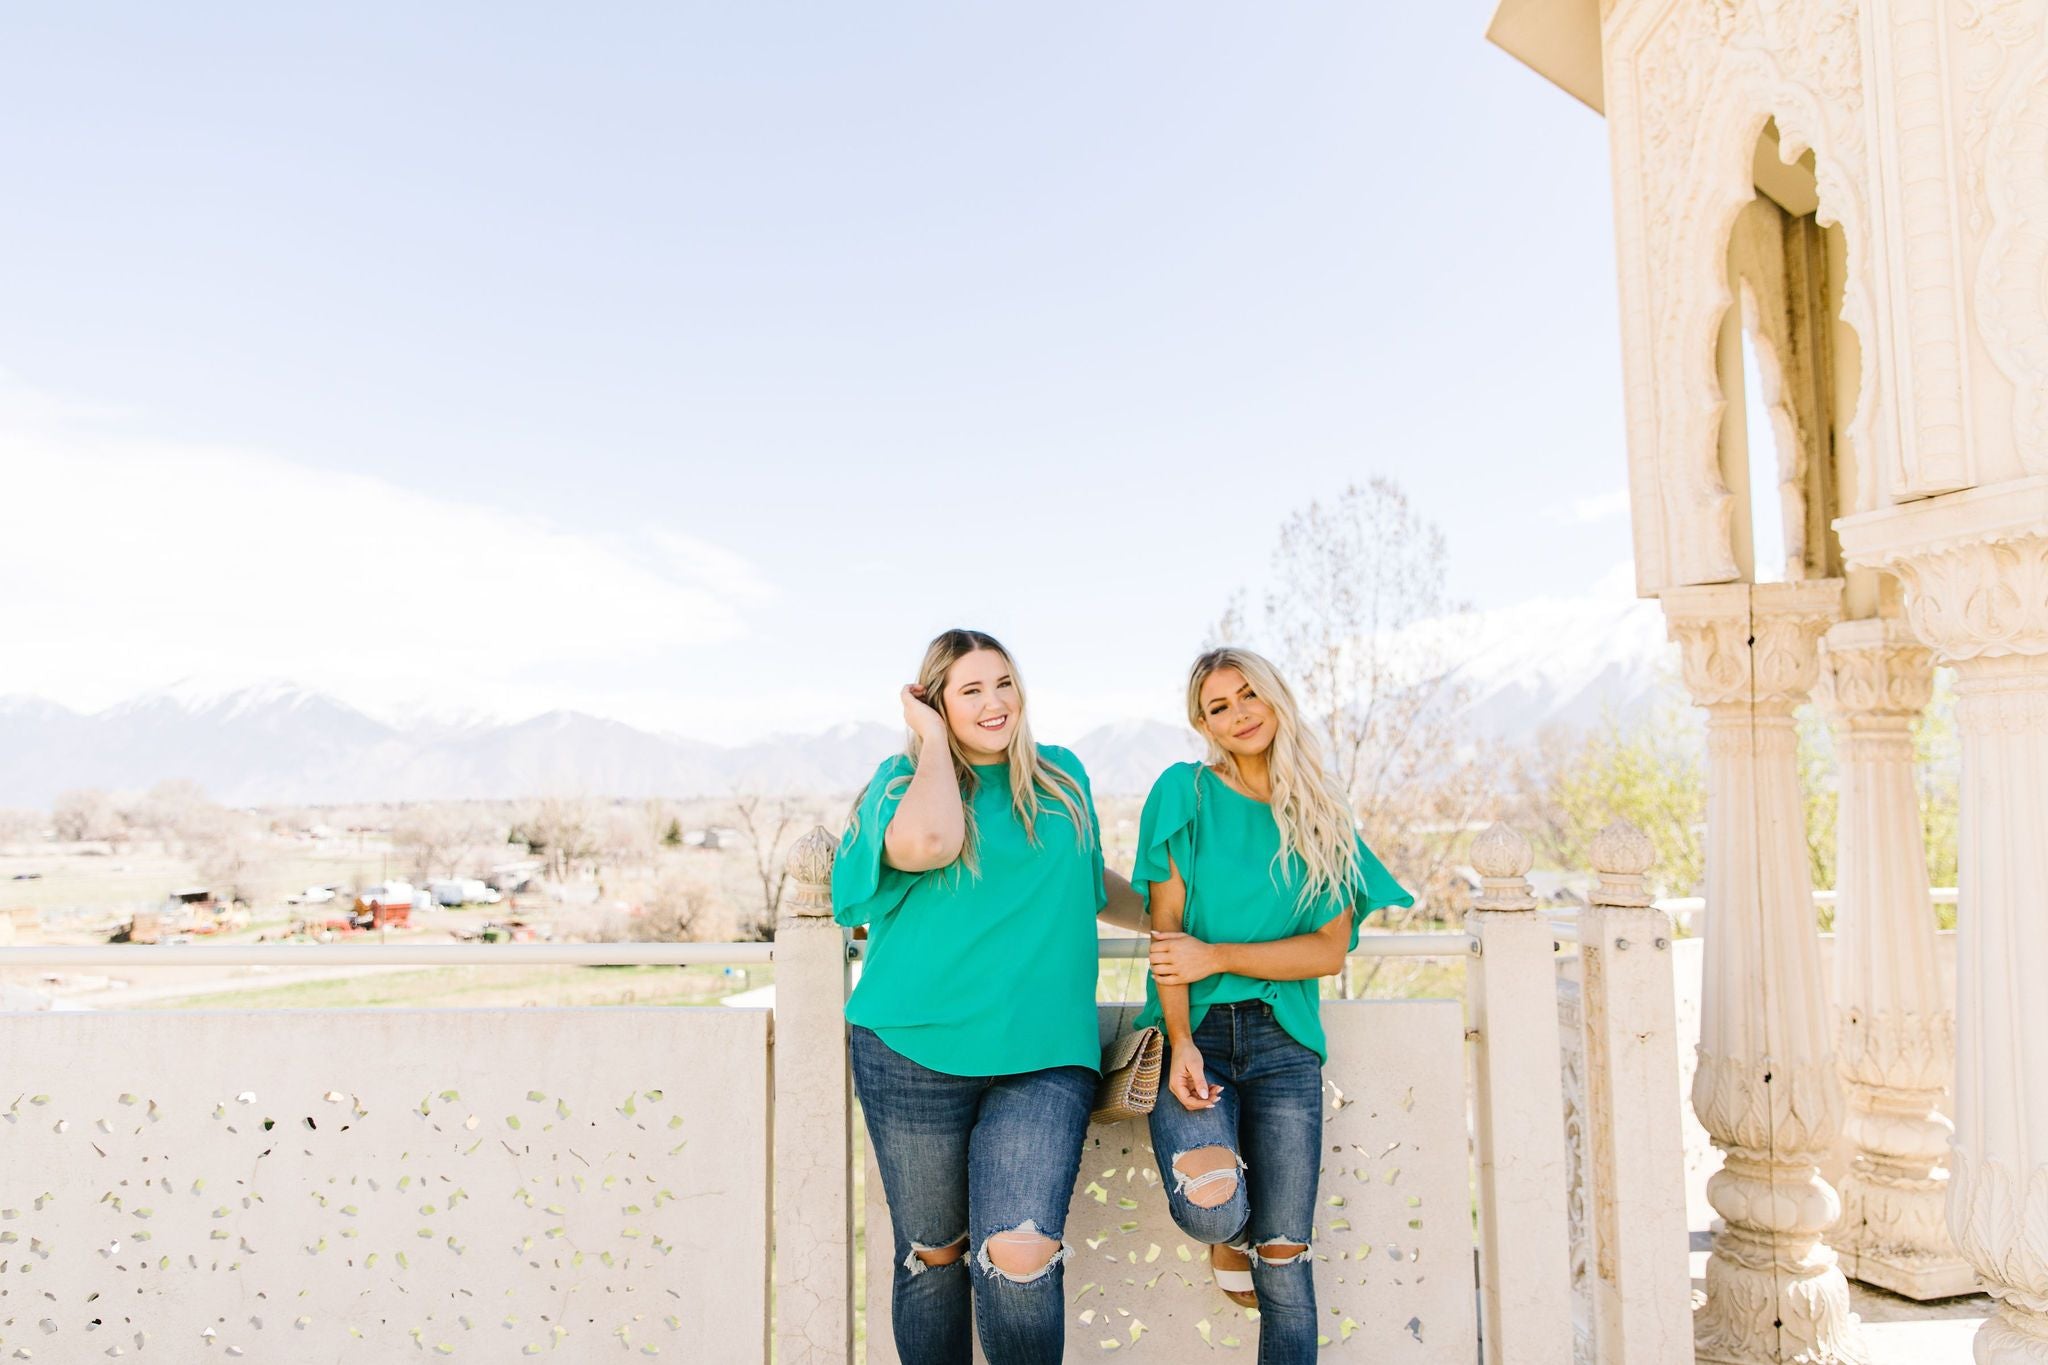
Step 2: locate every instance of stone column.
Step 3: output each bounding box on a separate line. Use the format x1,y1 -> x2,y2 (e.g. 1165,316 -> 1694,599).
1817,619 -> 1974,1298
1465,822 -> 1574,1365
772,827 -> 854,1365
1664,580 -> 1866,1365
1840,501 -> 2048,1362
1578,821 -> 1693,1365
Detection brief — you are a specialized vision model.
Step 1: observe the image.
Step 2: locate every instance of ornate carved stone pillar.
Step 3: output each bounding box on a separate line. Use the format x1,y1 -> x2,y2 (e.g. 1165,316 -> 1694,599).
1841,493 -> 2048,1363
1664,580 -> 1866,1365
1817,619 -> 1975,1298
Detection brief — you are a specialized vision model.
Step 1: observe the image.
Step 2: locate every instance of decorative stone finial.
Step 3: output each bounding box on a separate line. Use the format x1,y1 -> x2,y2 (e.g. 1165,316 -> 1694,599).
1590,820 -> 1655,908
1470,822 -> 1533,880
783,826 -> 838,917
1469,821 -> 1536,913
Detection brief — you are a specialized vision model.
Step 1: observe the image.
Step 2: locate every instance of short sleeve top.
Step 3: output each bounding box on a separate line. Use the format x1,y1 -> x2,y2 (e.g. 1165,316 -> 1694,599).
1129,761 -> 1412,1061
831,745 -> 1107,1077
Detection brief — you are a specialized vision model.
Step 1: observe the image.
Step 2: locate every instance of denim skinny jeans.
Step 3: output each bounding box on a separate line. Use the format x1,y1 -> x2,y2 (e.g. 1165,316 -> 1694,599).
1146,1000 -> 1324,1365
851,1025 -> 1094,1365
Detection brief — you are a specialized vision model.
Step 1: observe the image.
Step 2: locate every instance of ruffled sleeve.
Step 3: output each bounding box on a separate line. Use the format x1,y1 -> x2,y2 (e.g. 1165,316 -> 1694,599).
831,755 -> 920,928
1343,835 -> 1415,946
1041,746 -> 1107,911
1130,763 -> 1201,915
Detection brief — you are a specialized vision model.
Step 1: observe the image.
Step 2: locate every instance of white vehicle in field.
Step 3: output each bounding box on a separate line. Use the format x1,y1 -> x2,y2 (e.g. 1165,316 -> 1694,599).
285,885 -> 337,905
428,878 -> 502,907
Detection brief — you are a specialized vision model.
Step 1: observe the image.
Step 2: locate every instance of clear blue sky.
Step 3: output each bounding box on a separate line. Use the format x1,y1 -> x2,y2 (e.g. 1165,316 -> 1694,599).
0,4 -> 1634,740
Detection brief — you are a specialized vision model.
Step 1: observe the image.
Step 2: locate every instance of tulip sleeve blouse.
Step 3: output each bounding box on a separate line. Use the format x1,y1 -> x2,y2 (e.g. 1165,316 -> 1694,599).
832,745 -> 1107,1076
1130,761 -> 1412,1061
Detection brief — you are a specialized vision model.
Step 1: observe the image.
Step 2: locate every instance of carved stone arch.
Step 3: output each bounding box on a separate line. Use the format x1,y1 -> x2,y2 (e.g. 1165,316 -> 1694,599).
1735,270 -> 1810,577
1604,0 -> 1878,589
1977,43 -> 2048,474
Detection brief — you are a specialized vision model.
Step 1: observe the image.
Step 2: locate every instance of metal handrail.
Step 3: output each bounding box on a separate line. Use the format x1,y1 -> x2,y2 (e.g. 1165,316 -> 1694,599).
1096,933 -> 1479,959
0,943 -> 774,968
1655,887 -> 1958,917
1,931 -> 1480,972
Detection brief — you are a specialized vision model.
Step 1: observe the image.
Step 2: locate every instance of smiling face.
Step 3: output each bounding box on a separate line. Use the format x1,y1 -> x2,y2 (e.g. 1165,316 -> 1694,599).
941,648 -> 1020,762
1197,665 -> 1277,759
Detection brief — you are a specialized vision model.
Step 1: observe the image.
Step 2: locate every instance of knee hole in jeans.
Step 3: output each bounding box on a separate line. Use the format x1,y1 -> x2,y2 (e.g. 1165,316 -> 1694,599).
903,1233 -> 967,1276
977,1221 -> 1066,1283
1170,1146 -> 1243,1208
1254,1238 -> 1312,1266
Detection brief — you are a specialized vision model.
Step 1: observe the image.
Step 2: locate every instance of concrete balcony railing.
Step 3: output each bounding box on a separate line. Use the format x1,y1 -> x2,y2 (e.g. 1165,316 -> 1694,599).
0,822 -> 1694,1364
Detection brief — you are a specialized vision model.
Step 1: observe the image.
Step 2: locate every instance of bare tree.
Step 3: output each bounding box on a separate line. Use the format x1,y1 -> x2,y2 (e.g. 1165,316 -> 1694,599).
1219,479 -> 1498,935
638,799 -> 680,867
393,804 -> 492,883
521,798 -> 598,883
730,791 -> 807,938
594,802 -> 656,879
131,780 -> 225,856
189,809 -> 260,904
0,807 -> 40,852
629,865 -> 713,942
51,788 -> 123,846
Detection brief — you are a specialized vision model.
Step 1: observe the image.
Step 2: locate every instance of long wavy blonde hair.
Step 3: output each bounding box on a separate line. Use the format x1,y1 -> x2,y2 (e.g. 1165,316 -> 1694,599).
851,629 -> 1092,875
1187,646 -> 1361,911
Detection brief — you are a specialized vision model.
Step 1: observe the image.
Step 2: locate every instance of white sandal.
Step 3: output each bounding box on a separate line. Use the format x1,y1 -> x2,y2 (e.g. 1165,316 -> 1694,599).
1210,1244 -> 1257,1308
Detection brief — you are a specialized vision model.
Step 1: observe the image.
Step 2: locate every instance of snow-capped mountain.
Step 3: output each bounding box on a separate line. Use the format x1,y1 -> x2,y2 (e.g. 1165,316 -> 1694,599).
1449,593 -> 1677,740
0,599 -> 1676,808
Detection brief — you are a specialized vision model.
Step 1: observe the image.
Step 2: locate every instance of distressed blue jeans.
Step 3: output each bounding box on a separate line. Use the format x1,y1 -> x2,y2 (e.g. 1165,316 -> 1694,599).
850,1025 -> 1093,1365
1146,1000 -> 1324,1365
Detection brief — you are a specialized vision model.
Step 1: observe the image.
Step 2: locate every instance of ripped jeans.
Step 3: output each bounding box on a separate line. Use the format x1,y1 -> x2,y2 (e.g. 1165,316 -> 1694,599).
1146,1000 -> 1324,1365
850,1025 -> 1092,1365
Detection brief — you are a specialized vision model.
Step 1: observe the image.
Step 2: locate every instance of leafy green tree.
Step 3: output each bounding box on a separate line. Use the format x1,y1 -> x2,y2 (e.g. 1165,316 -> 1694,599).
1797,705 -> 1838,894
1915,669 -> 1960,912
1518,700 -> 1706,899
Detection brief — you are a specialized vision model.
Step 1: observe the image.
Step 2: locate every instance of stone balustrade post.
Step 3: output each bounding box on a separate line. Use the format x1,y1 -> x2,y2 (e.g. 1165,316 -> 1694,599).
1840,495 -> 2048,1362
1817,618 -> 1974,1298
772,827 -> 854,1365
1664,580 -> 1866,1365
1465,821 -> 1574,1365
1578,820 -> 1694,1365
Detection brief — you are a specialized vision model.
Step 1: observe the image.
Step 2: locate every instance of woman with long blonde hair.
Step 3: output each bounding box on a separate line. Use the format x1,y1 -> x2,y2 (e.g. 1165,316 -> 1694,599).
1130,647 -> 1411,1363
834,628 -> 1144,1365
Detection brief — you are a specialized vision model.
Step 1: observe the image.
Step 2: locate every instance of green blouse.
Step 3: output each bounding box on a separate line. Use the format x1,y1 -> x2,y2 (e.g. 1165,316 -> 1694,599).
1130,761 -> 1412,1061
832,745 -> 1107,1077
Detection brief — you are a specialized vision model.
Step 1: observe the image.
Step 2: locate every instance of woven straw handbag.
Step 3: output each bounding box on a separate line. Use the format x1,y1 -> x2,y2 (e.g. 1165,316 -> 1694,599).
1091,1021 -> 1163,1124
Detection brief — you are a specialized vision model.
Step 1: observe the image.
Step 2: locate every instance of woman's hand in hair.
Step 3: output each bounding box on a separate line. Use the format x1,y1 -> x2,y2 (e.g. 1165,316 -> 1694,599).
1149,931 -> 1222,986
1167,1038 -> 1219,1110
900,684 -> 949,746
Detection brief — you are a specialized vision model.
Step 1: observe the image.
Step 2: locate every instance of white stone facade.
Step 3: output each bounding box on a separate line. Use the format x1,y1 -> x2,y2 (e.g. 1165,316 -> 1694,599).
1492,0 -> 2048,1357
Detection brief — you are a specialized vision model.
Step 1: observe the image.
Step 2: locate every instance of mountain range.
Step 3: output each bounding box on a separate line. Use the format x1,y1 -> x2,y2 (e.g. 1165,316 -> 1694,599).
1,595 -> 1675,807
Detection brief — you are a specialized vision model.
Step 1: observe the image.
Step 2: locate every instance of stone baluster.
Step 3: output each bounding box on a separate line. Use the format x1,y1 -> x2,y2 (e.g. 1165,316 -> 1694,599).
1663,580 -> 1866,1365
1817,618 -> 1974,1298
1839,510 -> 2048,1363
772,827 -> 854,1365
1578,820 -> 1693,1365
1465,821 -> 1574,1365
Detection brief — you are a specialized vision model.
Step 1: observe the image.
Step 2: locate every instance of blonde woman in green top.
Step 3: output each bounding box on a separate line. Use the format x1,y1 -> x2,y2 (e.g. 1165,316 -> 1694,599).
833,628 -> 1145,1365
1132,647 -> 1411,1362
